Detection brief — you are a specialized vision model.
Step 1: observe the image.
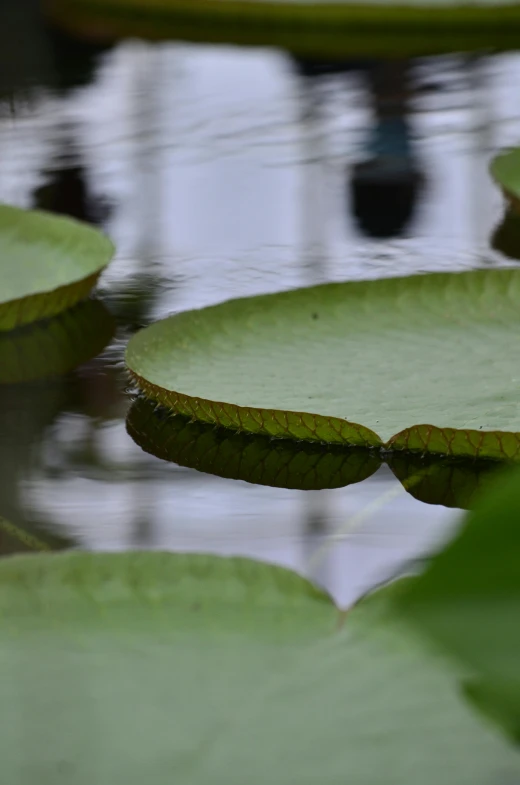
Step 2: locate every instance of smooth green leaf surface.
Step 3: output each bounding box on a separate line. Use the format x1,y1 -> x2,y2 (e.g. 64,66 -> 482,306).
397,467 -> 520,740
0,204 -> 114,330
491,149 -> 520,217
464,678 -> 520,745
0,299 -> 114,384
126,396 -> 499,507
47,0 -> 520,58
1,551 -> 519,784
126,269 -> 520,460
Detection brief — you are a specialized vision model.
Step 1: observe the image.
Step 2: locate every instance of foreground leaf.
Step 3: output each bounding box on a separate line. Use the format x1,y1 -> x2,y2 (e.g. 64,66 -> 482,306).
397,467 -> 520,741
0,299 -> 114,384
0,204 -> 114,331
46,0 -> 520,58
127,269 -> 520,460
464,679 -> 520,746
1,551 -> 519,783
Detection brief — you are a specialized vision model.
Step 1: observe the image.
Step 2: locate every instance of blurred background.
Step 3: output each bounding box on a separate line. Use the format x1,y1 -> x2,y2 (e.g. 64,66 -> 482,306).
1,0 -> 519,605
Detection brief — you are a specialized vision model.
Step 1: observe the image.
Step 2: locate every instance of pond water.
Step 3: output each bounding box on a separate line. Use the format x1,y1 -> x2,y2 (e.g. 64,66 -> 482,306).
1,27 -> 519,605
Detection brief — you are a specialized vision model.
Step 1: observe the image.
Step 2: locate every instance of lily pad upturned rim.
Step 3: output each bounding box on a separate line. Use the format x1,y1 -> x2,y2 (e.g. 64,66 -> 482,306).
126,396 -> 501,509
126,268 -> 520,463
126,395 -> 382,491
46,0 -> 520,58
0,204 -> 114,331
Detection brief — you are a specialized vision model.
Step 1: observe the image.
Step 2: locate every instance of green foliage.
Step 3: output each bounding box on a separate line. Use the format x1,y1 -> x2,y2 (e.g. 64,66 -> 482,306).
126,269 -> 520,460
47,0 -> 520,58
0,204 -> 113,330
127,396 -> 500,507
126,396 -> 380,491
1,551 -> 519,783
397,467 -> 520,743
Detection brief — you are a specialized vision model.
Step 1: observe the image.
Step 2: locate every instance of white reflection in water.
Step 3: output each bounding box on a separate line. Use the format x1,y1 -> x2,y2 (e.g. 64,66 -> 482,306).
1,40 -> 519,599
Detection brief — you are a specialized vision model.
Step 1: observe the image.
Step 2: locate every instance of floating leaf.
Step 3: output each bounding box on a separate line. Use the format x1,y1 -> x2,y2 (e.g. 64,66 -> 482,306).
126,396 -> 380,491
127,397 -> 500,507
1,551 -> 519,783
396,467 -> 520,742
126,269 -> 520,460
0,299 -> 114,384
0,204 -> 113,331
491,149 -> 520,216
46,0 -> 520,58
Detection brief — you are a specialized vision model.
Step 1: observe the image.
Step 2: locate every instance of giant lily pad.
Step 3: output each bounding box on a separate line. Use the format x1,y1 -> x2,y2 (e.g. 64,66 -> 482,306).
126,269 -> 520,461
126,396 -> 500,507
0,299 -> 114,384
1,551 -> 519,783
0,204 -> 114,331
46,0 -> 520,58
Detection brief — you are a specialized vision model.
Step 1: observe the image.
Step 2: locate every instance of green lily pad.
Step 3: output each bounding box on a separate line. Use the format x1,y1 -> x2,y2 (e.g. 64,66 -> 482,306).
396,466 -> 520,743
491,149 -> 520,217
46,0 -> 520,58
127,396 -> 500,507
0,299 -> 114,384
0,204 -> 114,331
126,269 -> 520,461
1,551 -> 519,783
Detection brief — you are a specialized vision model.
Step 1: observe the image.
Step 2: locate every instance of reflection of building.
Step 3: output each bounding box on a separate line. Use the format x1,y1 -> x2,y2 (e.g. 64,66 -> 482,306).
1,42 -> 517,300
1,30 -> 520,594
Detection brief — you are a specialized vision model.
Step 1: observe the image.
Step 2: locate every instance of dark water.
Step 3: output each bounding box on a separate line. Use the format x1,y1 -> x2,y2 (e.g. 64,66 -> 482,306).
2,15 -> 520,605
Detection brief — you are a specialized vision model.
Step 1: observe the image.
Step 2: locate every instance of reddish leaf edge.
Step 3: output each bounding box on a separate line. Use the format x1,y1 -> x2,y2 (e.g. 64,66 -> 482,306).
128,371 -> 520,462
